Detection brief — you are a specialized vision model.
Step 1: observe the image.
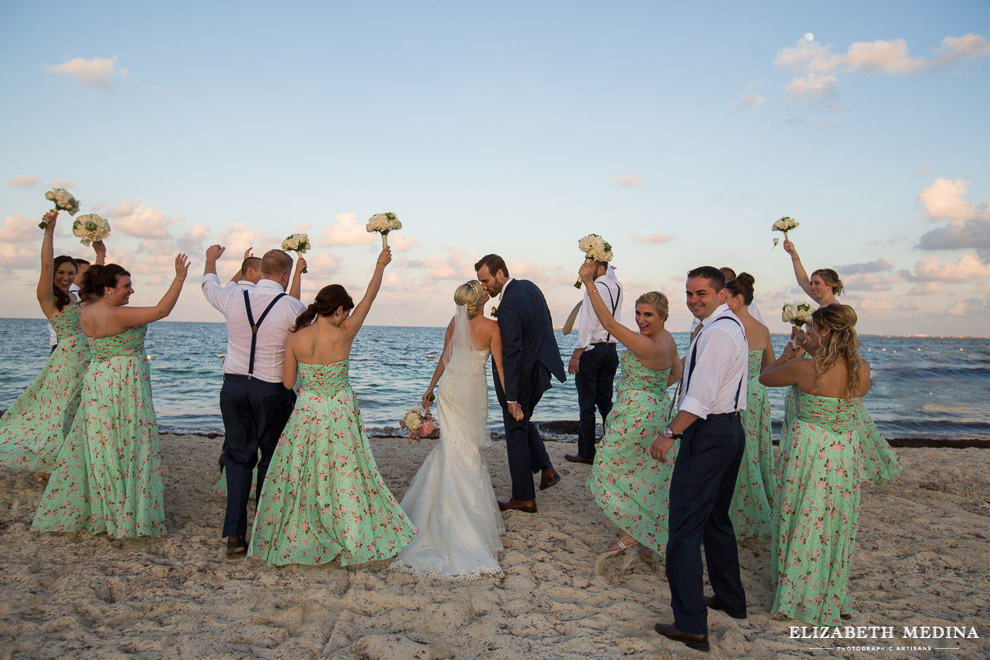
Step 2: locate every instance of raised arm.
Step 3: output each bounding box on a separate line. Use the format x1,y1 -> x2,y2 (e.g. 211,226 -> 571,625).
93,239 -> 107,266
36,211 -> 60,319
342,248 -> 391,337
759,342 -> 807,387
109,254 -> 191,329
228,247 -> 250,282
282,334 -> 299,390
578,262 -> 654,356
289,255 -> 306,300
422,318 -> 455,408
783,239 -> 813,299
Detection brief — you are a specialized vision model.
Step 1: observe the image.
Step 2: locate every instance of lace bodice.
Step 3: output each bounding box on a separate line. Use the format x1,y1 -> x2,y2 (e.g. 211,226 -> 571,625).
297,361 -> 350,397
616,349 -> 670,397
90,325 -> 147,362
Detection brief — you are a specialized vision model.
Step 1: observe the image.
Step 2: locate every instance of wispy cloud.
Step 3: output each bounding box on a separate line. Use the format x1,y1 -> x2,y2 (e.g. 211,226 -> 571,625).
0,215 -> 39,243
44,56 -> 129,90
837,257 -> 895,275
8,175 -> 40,187
731,91 -> 767,111
612,175 -> 645,187
319,212 -> 375,247
901,253 -> 990,282
630,232 -> 674,244
104,198 -> 174,239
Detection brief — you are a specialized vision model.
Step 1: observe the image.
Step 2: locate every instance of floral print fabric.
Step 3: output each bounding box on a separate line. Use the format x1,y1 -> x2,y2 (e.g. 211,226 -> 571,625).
729,350 -> 776,541
248,361 -> 415,566
588,350 -> 676,555
33,325 -> 166,538
0,305 -> 92,472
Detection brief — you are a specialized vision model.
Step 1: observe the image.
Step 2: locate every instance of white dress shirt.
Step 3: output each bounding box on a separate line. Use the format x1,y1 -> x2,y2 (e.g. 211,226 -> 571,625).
576,266 -> 622,351
689,300 -> 764,334
679,304 -> 749,419
202,274 -> 306,384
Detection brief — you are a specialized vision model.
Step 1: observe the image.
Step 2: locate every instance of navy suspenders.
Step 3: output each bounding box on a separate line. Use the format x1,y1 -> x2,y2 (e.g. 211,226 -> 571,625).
601,281 -> 621,342
243,290 -> 286,379
683,315 -> 746,411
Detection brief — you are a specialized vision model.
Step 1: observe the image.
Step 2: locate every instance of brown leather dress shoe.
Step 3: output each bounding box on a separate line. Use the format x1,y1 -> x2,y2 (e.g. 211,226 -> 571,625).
564,454 -> 594,465
654,623 -> 710,652
706,596 -> 747,620
497,499 -> 537,513
226,534 -> 248,559
539,466 -> 561,490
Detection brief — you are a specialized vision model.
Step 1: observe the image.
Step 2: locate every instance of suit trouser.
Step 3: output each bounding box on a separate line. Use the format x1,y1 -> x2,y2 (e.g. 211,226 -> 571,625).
219,374 -> 295,537
665,412 -> 747,635
501,391 -> 552,501
575,343 -> 618,459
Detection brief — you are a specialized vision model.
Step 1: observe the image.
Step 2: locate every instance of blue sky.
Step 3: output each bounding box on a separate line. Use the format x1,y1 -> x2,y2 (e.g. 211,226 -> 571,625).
2,1 -> 988,335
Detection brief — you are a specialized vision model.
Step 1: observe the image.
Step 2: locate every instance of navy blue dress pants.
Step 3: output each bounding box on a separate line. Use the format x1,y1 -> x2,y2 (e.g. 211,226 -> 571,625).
575,343 -> 618,459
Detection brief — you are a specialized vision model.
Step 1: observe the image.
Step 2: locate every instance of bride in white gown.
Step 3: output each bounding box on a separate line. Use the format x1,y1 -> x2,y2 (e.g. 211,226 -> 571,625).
393,281 -> 506,581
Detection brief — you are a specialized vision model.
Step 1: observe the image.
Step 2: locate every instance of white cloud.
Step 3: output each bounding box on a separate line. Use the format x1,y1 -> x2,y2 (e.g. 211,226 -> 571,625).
612,175 -> 645,187
910,282 -> 941,295
785,73 -> 839,100
413,248 -> 479,281
319,212 -> 376,247
176,222 -> 211,256
386,233 -> 418,252
837,257 -> 895,275
0,243 -> 37,270
935,34 -> 990,65
220,222 -> 265,257
731,91 -> 766,110
843,273 -> 895,291
917,177 -> 989,221
508,258 -> 547,283
630,232 -> 674,244
904,253 -> 990,282
44,56 -> 128,90
843,39 -> 926,74
101,198 -> 173,239
305,251 -> 340,277
0,214 -> 41,243
50,178 -> 78,189
7,175 -> 39,187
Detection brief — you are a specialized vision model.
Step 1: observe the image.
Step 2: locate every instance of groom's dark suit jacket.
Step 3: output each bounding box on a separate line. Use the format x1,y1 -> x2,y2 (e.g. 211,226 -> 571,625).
493,279 -> 566,408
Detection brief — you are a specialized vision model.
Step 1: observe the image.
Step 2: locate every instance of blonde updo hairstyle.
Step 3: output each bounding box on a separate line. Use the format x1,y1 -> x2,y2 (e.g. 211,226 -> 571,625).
454,280 -> 484,318
811,304 -> 861,398
635,291 -> 669,321
812,268 -> 844,297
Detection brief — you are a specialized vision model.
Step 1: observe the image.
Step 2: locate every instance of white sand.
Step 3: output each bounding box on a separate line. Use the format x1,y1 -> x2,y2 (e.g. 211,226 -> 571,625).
0,437 -> 987,659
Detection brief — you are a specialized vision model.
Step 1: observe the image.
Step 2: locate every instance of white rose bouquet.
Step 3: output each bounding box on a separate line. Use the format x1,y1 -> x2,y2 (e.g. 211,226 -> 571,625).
366,212 -> 402,248
281,233 -> 311,273
41,188 -> 80,228
72,213 -> 111,247
575,233 -> 614,288
399,404 -> 439,442
771,216 -> 799,248
781,302 -> 814,348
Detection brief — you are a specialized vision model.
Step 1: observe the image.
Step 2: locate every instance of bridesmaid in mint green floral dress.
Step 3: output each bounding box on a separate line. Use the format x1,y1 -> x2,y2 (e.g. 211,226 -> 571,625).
760,304 -> 874,625
725,274 -> 776,541
577,263 -> 682,557
249,248 -> 415,566
0,212 -> 98,477
33,255 -> 191,539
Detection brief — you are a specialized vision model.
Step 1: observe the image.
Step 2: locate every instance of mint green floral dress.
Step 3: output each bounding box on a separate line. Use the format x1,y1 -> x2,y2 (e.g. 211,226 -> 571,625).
588,350 -> 676,555
772,388 -> 862,625
729,350 -> 776,541
248,361 -> 416,566
0,305 -> 91,472
33,325 -> 166,538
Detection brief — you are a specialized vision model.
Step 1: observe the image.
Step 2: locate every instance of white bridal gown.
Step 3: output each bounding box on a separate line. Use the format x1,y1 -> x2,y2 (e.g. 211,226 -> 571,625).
393,306 -> 504,581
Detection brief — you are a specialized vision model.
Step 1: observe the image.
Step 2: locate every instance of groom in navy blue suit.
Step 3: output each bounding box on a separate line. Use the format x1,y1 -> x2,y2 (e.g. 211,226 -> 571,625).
476,254 -> 566,513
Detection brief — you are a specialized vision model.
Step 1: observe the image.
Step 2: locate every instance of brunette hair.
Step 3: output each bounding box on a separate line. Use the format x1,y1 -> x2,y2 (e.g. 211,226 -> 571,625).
811,304 -> 861,398
635,291 -> 669,320
719,266 -> 737,281
79,264 -> 130,301
812,268 -> 844,297
52,255 -> 77,311
291,284 -> 354,331
725,272 -> 755,306
474,254 -> 509,278
687,266 -> 725,291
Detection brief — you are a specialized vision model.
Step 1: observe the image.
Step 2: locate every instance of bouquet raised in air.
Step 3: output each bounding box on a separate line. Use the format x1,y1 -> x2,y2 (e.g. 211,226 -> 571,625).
771,216 -> 799,248
575,233 -> 614,288
399,404 -> 440,442
281,233 -> 311,272
72,213 -> 111,247
366,212 -> 402,248
782,302 -> 814,348
41,188 -> 80,228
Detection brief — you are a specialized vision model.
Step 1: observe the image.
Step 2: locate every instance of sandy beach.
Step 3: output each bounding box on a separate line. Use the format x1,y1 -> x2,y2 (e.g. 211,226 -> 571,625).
0,436 -> 987,659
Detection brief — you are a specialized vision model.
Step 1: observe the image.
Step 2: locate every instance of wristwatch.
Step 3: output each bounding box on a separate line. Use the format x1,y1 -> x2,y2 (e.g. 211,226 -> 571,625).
662,427 -> 682,440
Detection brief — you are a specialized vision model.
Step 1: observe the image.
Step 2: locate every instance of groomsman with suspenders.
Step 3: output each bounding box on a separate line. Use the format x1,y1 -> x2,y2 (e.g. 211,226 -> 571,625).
202,246 -> 306,557
649,266 -> 749,652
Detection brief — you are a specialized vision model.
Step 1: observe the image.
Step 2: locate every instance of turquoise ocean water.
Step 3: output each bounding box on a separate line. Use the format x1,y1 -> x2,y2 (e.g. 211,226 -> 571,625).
1,318 -> 987,440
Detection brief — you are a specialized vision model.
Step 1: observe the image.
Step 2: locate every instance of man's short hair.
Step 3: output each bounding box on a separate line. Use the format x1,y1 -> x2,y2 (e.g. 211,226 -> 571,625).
261,250 -> 293,277
474,254 -> 509,278
74,258 -> 91,266
241,256 -> 262,274
687,266 -> 726,291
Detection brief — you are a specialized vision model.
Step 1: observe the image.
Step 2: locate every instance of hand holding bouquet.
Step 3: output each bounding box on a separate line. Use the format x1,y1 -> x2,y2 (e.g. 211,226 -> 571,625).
781,302 -> 813,348
399,404 -> 440,442
366,212 -> 402,249
281,233 -> 311,272
72,214 -> 111,247
41,188 -> 80,228
771,216 -> 799,248
575,233 -> 613,288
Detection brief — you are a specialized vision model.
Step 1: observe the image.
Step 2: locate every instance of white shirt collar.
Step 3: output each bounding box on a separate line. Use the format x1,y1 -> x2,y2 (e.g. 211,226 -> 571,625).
256,278 -> 286,293
698,303 -> 731,329
498,277 -> 515,303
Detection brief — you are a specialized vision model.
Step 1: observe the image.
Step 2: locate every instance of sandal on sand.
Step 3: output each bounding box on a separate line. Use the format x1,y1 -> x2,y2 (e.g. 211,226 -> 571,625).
604,536 -> 638,554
